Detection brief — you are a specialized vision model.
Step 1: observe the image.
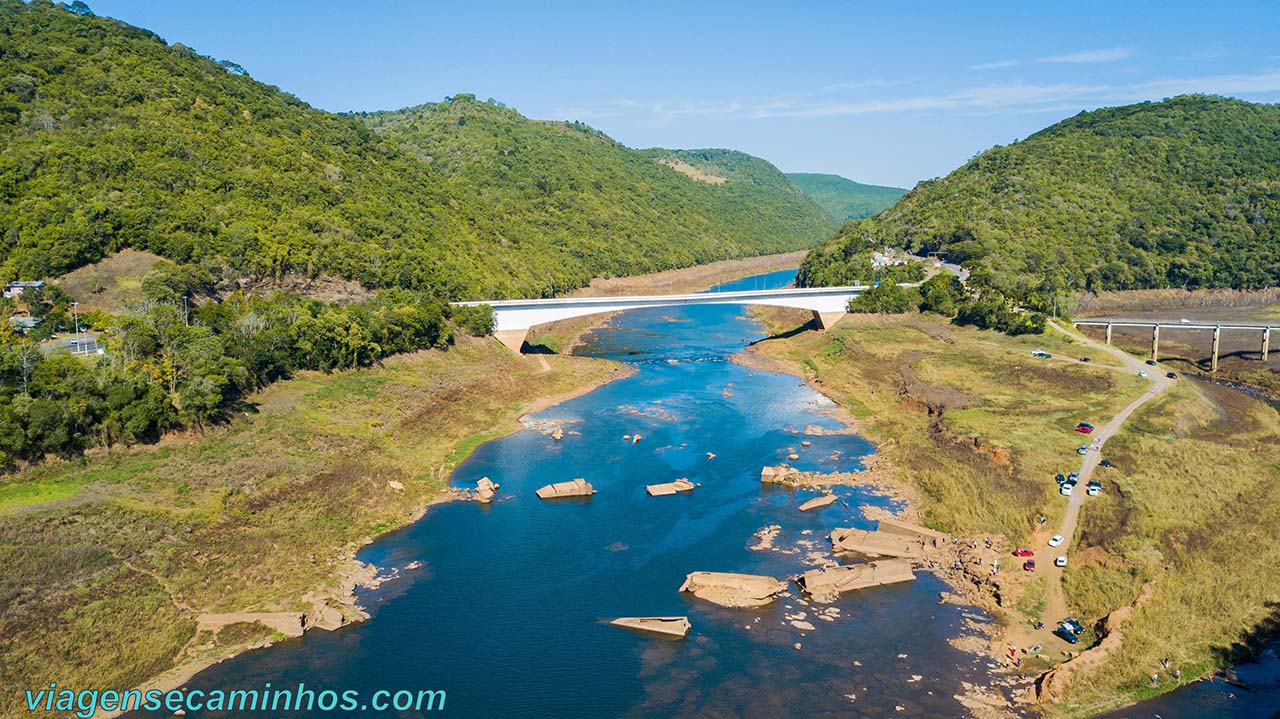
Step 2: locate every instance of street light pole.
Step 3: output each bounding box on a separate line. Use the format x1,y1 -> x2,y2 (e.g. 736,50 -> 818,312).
71,301 -> 80,354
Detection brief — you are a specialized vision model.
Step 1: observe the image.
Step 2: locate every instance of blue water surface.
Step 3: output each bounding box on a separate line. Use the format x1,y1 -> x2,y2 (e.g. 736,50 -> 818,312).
144,270 -> 1007,718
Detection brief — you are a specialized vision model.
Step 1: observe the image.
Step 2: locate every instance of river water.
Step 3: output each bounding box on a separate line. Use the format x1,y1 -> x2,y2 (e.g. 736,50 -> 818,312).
156,269 -> 1006,718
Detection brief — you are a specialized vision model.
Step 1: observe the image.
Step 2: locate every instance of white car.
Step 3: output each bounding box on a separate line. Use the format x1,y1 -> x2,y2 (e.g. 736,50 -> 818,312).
1060,484 -> 1073,496
1048,535 -> 1064,547
1055,556 -> 1068,567
1138,370 -> 1148,378
1086,485 -> 1100,496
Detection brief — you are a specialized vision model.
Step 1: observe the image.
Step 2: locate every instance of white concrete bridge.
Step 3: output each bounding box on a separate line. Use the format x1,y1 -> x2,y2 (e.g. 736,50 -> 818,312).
454,285 -> 867,353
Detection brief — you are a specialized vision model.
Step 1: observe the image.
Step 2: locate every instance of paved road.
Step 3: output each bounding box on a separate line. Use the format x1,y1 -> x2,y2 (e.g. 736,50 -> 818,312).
1015,321 -> 1172,651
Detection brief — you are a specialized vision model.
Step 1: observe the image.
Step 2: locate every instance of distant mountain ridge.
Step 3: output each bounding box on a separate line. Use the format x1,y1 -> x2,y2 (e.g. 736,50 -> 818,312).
799,95 -> 1280,296
786,173 -> 905,220
0,0 -> 832,300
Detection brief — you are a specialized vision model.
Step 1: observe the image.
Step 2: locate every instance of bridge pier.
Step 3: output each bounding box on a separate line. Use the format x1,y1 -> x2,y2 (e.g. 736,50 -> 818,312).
1211,325 -> 1221,374
494,329 -> 529,354
811,310 -> 847,331
1104,323 -> 1113,345
1151,325 -> 1160,361
1263,328 -> 1270,362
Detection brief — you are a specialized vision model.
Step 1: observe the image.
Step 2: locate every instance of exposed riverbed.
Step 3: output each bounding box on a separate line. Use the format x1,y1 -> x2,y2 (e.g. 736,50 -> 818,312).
140,270 -> 1006,718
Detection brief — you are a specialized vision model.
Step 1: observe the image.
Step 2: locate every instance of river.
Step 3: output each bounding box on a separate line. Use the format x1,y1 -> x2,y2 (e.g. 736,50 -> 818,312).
146,268 -> 1009,718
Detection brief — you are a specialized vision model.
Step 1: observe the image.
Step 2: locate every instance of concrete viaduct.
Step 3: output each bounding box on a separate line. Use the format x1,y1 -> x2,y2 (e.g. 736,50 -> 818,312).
454,285 -> 867,353
1073,320 -> 1277,373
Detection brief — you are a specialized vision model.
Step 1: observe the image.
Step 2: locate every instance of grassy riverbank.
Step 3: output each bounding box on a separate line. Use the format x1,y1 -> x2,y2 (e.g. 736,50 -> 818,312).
0,338 -> 622,716
744,308 -> 1280,715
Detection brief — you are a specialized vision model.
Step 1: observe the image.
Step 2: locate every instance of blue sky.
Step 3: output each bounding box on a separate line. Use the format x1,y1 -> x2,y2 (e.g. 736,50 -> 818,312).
86,0 -> 1280,188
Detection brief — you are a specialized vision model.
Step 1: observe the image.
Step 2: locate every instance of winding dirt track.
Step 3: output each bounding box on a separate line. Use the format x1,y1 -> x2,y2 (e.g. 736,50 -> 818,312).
1015,321 -> 1172,649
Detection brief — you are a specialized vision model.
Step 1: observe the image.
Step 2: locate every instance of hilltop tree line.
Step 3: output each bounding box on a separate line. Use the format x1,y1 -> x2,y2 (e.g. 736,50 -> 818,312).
0,0 -> 831,301
800,95 -> 1280,302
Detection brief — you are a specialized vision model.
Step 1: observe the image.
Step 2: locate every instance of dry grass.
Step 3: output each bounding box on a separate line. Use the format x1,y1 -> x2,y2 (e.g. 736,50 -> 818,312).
0,337 -> 621,716
748,310 -> 1280,716
747,310 -> 1146,540
1050,379 -> 1280,715
51,249 -> 163,313
1073,287 -> 1280,316
568,250 -> 807,297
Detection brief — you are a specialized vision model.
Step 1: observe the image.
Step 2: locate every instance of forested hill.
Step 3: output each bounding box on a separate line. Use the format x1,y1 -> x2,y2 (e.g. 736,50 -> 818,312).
785,173 -> 905,220
352,107 -> 838,293
0,1 -> 830,300
799,95 -> 1280,297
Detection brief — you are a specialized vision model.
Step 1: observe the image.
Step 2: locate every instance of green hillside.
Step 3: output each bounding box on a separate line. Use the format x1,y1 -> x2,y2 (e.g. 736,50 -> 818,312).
0,0 -> 830,300
786,172 -> 905,220
799,95 -> 1280,297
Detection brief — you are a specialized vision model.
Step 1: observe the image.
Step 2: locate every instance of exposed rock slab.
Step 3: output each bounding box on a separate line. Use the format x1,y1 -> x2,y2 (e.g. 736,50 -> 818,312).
798,494 -> 838,512
679,571 -> 787,607
830,527 -> 930,559
796,560 -> 916,603
535,478 -> 596,500
475,477 -> 499,504
646,478 -> 695,496
197,612 -> 304,638
876,517 -> 949,548
610,616 -> 691,638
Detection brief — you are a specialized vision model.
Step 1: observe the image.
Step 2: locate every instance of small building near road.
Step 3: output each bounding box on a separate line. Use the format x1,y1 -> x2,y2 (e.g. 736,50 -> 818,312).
9,315 -> 42,333
4,281 -> 46,299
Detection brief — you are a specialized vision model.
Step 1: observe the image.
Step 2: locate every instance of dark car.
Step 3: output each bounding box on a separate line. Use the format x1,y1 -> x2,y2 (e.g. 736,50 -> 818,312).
1080,357 -> 1092,363
1100,459 -> 1113,468
1055,473 -> 1067,484
1054,626 -> 1080,644
1145,359 -> 1158,366
1062,618 -> 1085,634
1166,372 -> 1178,379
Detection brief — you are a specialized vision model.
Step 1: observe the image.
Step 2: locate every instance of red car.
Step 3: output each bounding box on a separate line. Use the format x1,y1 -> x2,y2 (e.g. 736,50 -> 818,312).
1075,422 -> 1095,434
1013,548 -> 1034,557
1023,559 -> 1037,572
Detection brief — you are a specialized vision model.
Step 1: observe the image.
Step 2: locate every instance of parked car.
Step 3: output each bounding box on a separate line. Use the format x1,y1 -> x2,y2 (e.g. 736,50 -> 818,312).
1087,485 -> 1100,496
1032,350 -> 1052,359
1060,484 -> 1073,496
1077,445 -> 1089,455
1055,556 -> 1069,567
1166,372 -> 1178,379
1023,559 -> 1037,572
1048,535 -> 1064,547
1075,422 -> 1095,434
1100,459 -> 1113,468
1138,370 -> 1148,378
1062,618 -> 1085,634
1055,473 -> 1067,484
1054,626 -> 1080,644
1013,548 -> 1034,557
1079,357 -> 1092,363
1145,359 -> 1158,366
1068,472 -> 1080,482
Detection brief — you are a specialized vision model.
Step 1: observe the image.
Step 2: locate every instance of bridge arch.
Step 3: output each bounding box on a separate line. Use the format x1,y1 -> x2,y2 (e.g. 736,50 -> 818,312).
453,285 -> 867,353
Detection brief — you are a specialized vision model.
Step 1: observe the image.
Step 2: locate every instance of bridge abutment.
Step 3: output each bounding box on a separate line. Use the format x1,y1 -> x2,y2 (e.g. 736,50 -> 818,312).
495,329 -> 529,354
811,310 -> 847,331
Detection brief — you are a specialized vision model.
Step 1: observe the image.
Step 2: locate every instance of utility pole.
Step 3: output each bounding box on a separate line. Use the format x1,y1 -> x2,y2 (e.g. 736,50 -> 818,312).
71,301 -> 80,355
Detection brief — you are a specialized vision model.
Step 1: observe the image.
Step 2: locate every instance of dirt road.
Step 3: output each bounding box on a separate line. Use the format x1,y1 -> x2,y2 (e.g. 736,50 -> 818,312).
1010,321 -> 1172,653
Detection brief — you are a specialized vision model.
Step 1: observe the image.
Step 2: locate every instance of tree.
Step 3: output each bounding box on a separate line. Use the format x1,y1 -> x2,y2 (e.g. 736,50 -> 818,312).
849,284 -> 919,314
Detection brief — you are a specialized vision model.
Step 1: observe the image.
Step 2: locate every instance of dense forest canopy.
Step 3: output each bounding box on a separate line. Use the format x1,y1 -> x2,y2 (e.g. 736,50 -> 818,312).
799,95 -> 1280,298
0,0 -> 830,300
785,172 -> 905,220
